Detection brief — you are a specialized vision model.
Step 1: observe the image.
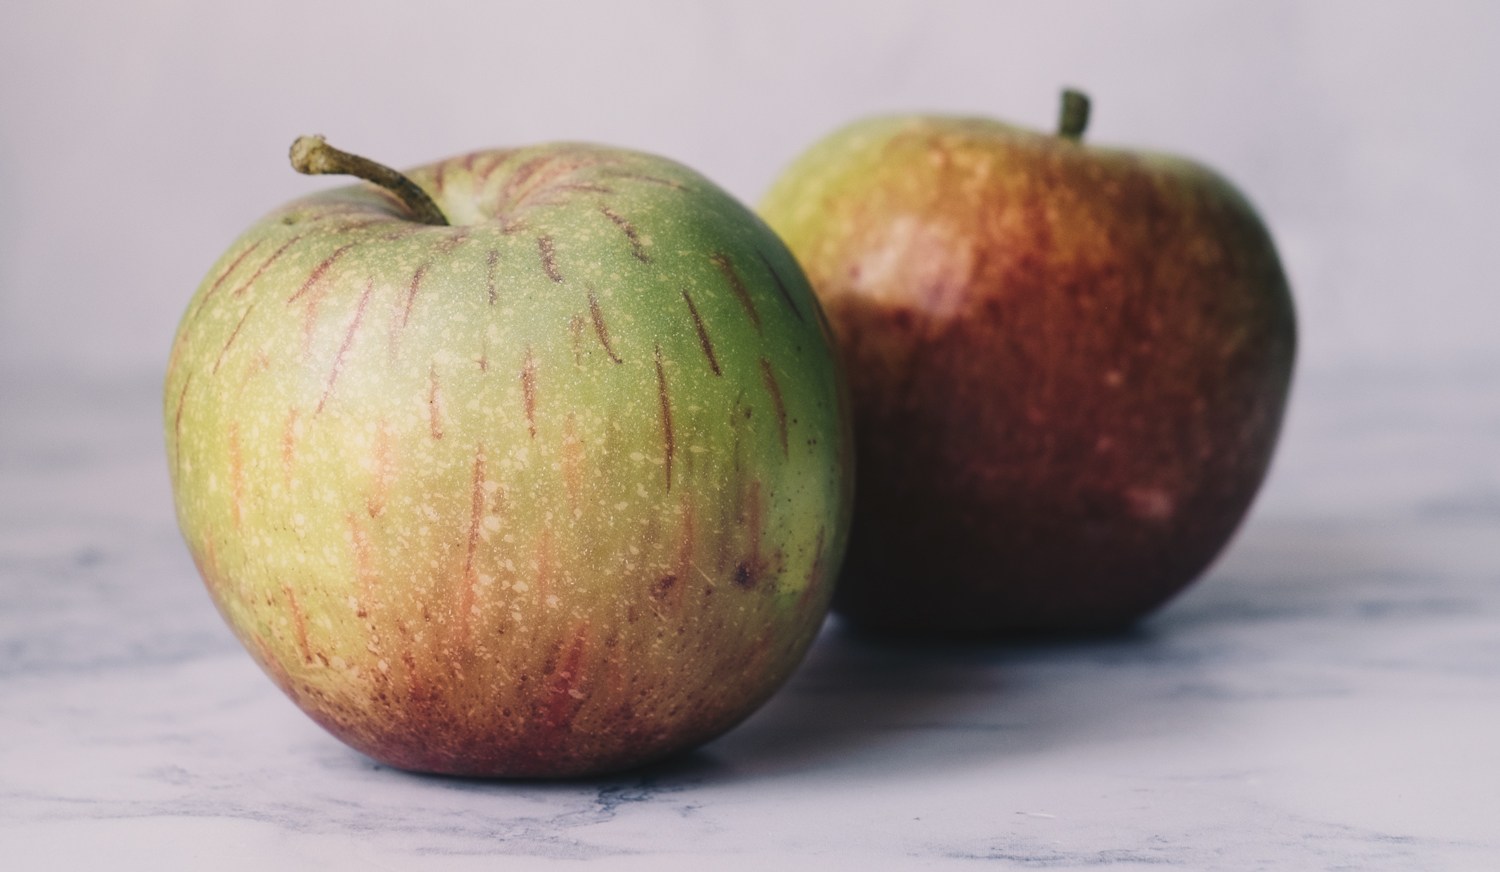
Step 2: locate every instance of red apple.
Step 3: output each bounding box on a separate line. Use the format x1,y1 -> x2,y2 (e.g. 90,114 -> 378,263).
165,137 -> 852,776
759,91 -> 1295,633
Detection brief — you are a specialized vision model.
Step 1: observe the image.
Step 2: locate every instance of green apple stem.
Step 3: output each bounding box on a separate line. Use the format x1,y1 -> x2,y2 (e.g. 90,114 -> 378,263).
1058,89 -> 1091,141
290,135 -> 449,226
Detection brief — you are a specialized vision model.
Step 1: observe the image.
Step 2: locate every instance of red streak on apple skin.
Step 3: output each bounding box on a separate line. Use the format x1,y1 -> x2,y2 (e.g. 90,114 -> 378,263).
539,628 -> 590,735
203,240 -> 263,304
538,236 -> 563,282
521,347 -> 539,439
587,291 -> 624,364
212,303 -> 256,375
366,417 -> 392,517
600,205 -> 650,263
282,582 -> 313,664
437,229 -> 470,253
347,514 -> 379,620
680,290 -> 722,376
294,244 -> 361,358
280,407 -> 300,486
566,314 -> 587,367
757,249 -> 805,323
759,357 -> 790,458
717,403 -> 752,574
654,345 -> 676,493
465,149 -> 519,188
733,480 -> 765,589
398,645 -> 427,708
502,155 -> 550,202
172,374 -> 192,464
711,252 -> 761,331
399,263 -> 430,331
427,361 -> 445,440
797,525 -> 829,610
287,243 -> 356,304
317,280 -> 375,415
233,233 -> 302,297
485,249 -> 500,305
501,152 -> 614,208
197,535 -> 220,590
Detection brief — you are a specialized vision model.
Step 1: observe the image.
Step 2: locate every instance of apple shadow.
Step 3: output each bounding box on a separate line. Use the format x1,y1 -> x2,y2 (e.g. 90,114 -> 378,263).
687,618 -> 1176,783
664,514 -> 1422,785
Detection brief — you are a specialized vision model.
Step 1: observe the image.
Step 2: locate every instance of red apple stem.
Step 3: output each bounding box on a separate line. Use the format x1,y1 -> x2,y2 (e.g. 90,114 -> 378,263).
1058,89 -> 1091,141
290,135 -> 449,226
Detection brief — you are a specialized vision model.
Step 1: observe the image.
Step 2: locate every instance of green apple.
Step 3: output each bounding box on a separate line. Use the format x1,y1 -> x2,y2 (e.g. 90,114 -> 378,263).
760,91 -> 1295,634
165,136 -> 852,776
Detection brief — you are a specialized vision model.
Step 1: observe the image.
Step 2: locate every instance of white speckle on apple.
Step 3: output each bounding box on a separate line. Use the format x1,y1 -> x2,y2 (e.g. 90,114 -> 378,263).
1124,486 -> 1175,522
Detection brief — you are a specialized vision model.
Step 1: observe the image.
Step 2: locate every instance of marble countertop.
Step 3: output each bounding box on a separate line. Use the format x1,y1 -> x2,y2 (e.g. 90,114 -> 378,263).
3,363 -> 1497,870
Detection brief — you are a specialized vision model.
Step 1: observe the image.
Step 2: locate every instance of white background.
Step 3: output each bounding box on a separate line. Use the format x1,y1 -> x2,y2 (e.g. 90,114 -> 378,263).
1,0 -> 1497,383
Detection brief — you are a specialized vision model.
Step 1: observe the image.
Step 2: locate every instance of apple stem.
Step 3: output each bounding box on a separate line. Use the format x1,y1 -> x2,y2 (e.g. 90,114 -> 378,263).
1058,89 -> 1091,141
289,135 -> 449,226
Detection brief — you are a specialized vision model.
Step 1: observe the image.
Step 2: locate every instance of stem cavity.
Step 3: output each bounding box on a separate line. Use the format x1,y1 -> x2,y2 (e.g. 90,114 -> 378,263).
1058,89 -> 1091,142
290,135 -> 449,226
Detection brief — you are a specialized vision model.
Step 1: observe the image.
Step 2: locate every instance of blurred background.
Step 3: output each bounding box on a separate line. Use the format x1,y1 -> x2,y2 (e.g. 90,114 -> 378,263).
2,0 -> 1496,386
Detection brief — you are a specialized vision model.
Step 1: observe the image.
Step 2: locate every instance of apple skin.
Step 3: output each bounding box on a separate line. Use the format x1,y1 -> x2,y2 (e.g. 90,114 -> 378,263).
165,143 -> 852,776
759,114 -> 1295,634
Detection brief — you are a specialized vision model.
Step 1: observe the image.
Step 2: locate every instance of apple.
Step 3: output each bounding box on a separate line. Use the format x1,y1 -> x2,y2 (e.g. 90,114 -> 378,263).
759,91 -> 1295,634
164,136 -> 852,776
